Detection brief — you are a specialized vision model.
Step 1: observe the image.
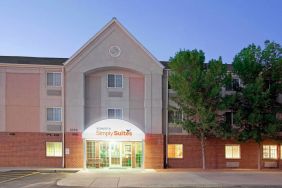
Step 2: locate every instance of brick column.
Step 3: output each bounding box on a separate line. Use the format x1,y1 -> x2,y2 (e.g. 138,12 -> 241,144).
144,134 -> 164,169
64,132 -> 83,168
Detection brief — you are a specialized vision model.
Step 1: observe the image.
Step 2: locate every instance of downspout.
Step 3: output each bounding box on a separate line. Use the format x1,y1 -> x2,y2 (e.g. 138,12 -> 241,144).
61,66 -> 65,168
165,69 -> 169,168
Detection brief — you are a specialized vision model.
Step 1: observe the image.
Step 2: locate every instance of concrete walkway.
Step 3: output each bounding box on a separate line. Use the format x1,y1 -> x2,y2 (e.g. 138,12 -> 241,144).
57,169 -> 282,188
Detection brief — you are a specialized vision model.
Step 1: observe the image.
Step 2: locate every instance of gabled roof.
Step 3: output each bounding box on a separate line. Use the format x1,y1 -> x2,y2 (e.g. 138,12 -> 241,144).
0,56 -> 67,65
64,17 -> 164,69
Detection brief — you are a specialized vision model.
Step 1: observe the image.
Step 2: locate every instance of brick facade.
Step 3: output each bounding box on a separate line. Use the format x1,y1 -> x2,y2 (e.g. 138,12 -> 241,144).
144,134 -> 164,169
168,135 -> 282,169
64,132 -> 84,168
0,132 -> 63,167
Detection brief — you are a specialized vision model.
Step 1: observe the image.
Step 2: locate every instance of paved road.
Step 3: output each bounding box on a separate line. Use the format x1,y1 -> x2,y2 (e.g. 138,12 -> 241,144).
0,171 -> 73,188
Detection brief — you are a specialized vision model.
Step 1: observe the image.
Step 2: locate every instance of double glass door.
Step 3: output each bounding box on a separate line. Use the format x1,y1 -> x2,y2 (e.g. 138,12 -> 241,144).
86,141 -> 142,168
109,142 -> 122,167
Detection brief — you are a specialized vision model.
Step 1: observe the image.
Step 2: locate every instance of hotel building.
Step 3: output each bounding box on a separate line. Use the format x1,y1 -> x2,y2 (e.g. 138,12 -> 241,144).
0,18 -> 281,169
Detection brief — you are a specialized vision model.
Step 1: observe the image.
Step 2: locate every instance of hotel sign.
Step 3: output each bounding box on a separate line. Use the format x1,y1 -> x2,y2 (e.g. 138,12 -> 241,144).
82,119 -> 145,141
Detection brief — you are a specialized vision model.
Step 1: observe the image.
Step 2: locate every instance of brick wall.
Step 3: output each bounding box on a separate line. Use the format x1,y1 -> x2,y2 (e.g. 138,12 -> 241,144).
168,135 -> 282,169
0,132 -> 63,167
144,134 -> 164,169
64,132 -> 83,168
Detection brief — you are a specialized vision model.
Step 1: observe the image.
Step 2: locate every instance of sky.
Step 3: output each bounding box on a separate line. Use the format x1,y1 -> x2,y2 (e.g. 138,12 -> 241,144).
0,0 -> 281,64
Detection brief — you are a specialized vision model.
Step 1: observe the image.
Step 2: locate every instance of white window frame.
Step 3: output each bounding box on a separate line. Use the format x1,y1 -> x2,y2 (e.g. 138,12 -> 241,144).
107,74 -> 123,88
263,145 -> 277,159
46,72 -> 62,87
46,142 -> 63,157
47,107 -> 62,122
225,144 -> 241,159
107,108 -> 123,119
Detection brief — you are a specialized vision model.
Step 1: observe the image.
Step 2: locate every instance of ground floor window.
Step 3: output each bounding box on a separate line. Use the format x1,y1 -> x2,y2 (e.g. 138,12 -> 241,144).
263,145 -> 277,159
46,142 -> 62,157
281,146 -> 282,159
168,144 -> 183,159
225,145 -> 240,159
86,141 -> 143,168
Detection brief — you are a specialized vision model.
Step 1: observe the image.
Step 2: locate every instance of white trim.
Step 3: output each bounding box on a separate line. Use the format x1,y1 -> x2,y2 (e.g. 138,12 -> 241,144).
64,18 -> 164,69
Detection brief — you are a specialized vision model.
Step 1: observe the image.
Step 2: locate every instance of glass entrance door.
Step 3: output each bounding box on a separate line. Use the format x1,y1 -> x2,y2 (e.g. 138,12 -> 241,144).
109,142 -> 122,167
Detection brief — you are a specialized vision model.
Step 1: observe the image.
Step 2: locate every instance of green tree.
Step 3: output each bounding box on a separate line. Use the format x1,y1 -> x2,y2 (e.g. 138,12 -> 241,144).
169,49 -> 231,169
231,41 -> 282,169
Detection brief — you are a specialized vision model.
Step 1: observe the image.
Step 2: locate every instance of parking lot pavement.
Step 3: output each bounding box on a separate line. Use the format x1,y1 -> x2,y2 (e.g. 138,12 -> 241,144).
0,171 -> 73,188
0,170 -> 39,184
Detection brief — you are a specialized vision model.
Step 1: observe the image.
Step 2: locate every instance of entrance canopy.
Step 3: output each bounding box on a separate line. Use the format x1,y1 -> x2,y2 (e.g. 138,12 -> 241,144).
82,119 -> 145,141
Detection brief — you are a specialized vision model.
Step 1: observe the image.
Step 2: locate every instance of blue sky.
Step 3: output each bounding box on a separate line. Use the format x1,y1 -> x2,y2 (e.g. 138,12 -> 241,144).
0,0 -> 281,63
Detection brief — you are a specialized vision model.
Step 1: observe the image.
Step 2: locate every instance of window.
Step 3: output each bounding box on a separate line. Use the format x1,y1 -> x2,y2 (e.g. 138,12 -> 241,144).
108,74 -> 123,88
225,145 -> 240,159
226,78 -> 240,91
263,145 -> 277,159
46,142 -> 62,157
47,107 -> 62,122
168,110 -> 183,123
168,144 -> 183,159
47,72 -> 61,87
281,146 -> 282,159
225,112 -> 233,125
108,108 -> 123,119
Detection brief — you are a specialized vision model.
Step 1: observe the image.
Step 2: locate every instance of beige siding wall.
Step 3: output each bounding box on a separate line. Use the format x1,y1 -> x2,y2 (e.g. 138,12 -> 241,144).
65,21 -> 163,134
0,65 -> 63,133
0,69 -> 5,132
6,73 -> 40,132
84,69 -> 145,131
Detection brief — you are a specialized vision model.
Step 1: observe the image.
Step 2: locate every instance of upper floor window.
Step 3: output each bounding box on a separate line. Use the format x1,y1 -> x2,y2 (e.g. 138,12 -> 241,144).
225,111 -> 233,126
108,74 -> 123,88
168,110 -> 183,123
226,78 -> 240,91
47,107 -> 62,122
263,145 -> 277,159
47,72 -> 61,87
108,108 -> 123,119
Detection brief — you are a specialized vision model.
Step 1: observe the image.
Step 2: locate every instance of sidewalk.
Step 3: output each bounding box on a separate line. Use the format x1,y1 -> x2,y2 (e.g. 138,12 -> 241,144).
57,168 -> 282,188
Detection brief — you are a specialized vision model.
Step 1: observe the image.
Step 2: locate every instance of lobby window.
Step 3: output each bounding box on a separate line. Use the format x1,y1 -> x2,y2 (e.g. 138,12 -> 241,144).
47,72 -> 61,87
47,107 -> 62,122
46,142 -> 62,157
168,144 -> 183,159
108,108 -> 123,119
225,145 -> 240,159
108,74 -> 123,88
263,145 -> 277,159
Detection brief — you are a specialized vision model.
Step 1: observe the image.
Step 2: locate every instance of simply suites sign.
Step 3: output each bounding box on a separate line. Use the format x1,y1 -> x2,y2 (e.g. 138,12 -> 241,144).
82,119 -> 145,141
